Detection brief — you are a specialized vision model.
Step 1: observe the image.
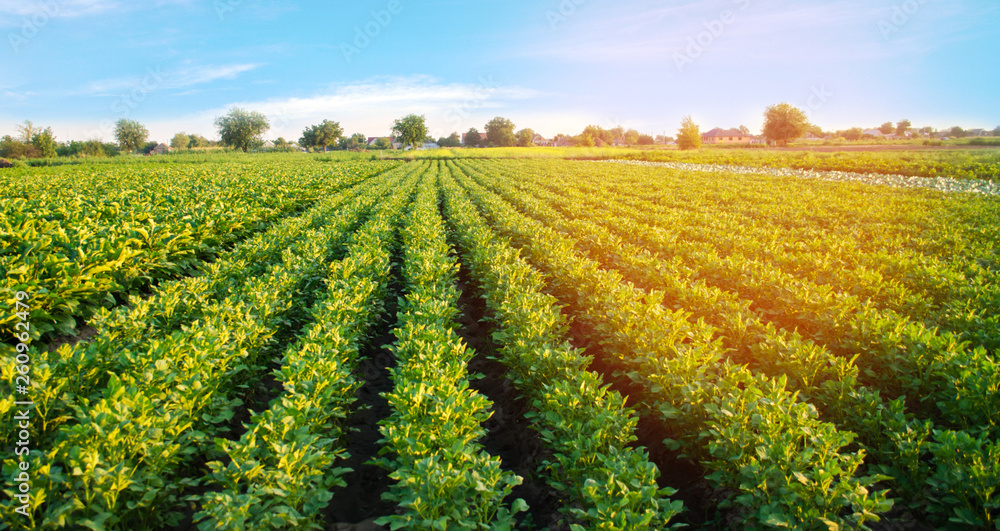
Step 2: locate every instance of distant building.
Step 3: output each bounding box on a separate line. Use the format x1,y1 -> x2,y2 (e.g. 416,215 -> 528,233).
701,128 -> 750,144
420,142 -> 440,150
531,134 -> 553,146
151,143 -> 170,155
862,129 -> 884,138
262,140 -> 275,149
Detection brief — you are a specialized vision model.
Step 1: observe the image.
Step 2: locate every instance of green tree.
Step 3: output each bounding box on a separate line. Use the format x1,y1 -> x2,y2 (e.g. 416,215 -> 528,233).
879,122 -> 895,135
676,115 -> 702,150
373,137 -> 393,150
609,125 -> 625,144
895,119 -> 911,137
637,134 -> 655,145
215,108 -> 270,152
300,120 -> 344,152
339,133 -> 366,150
738,125 -> 751,136
171,132 -> 190,150
515,128 -> 536,147
841,127 -> 864,141
31,127 -> 57,158
464,128 -> 482,147
17,120 -> 39,143
949,126 -> 966,138
188,135 -> 209,148
578,134 -> 595,147
762,103 -> 808,146
438,132 -> 462,148
624,129 -> 640,145
392,114 -> 428,149
0,135 -> 37,159
114,119 -> 149,153
485,116 -> 516,147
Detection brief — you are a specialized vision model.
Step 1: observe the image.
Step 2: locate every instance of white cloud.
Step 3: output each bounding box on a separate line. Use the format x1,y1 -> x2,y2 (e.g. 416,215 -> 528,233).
193,75 -> 545,140
77,63 -> 262,95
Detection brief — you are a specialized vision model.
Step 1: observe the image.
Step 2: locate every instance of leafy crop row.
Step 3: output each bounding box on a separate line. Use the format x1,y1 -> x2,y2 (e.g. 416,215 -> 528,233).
439,162 -> 683,529
449,160 -> 892,529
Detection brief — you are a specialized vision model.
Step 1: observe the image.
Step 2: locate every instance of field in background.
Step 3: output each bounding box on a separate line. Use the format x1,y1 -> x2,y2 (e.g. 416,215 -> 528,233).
2,155 -> 999,530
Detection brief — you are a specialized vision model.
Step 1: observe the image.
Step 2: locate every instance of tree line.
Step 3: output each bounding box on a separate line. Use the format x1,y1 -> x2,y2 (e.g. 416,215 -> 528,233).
3,105 -> 998,161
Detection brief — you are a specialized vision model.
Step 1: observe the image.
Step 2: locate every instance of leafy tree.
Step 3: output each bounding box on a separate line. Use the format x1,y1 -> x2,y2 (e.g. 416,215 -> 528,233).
609,125 -> 625,144
31,127 -> 57,158
738,125 -> 751,136
215,108 -> 270,152
949,126 -> 966,138
676,115 -> 701,150
637,134 -> 655,145
895,119 -> 911,137
373,137 -> 393,149
0,135 -> 38,159
275,137 -> 288,147
992,126 -> 1000,137
142,140 -> 159,154
338,133 -> 366,150
438,133 -> 462,148
299,119 -> 343,152
581,124 -> 614,146
841,127 -> 864,141
578,134 -> 595,147
485,116 -> 516,147
171,132 -> 190,150
114,119 -> 149,153
762,103 -> 808,146
624,129 -> 640,145
16,120 -> 39,143
187,134 -> 209,148
464,127 -> 482,147
515,128 -> 536,147
878,122 -> 894,135
392,114 -> 428,149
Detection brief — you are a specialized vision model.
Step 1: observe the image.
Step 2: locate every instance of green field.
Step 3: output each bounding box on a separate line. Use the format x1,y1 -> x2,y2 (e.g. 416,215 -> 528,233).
2,155 -> 998,530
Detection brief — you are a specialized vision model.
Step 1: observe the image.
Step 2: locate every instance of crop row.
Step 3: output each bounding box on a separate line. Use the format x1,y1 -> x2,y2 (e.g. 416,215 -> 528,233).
456,159 -> 1000,527
0,160 -> 401,342
373,162 -> 523,530
0,162 -> 413,529
439,163 -> 683,529
195,162 -> 421,529
447,160 -> 891,529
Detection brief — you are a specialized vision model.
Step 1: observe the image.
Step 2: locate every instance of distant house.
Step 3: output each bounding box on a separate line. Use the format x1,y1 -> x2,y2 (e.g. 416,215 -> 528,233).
967,129 -> 987,137
151,143 -> 170,155
531,134 -> 553,146
262,140 -> 275,149
803,132 -> 822,140
701,128 -> 750,144
420,142 -> 440,150
862,129 -> 884,138
461,132 -> 489,145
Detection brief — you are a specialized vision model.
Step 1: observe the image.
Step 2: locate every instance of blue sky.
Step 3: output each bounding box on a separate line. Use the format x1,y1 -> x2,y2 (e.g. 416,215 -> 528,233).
1,0 -> 998,143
